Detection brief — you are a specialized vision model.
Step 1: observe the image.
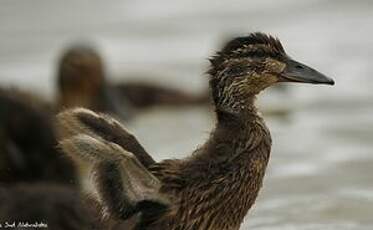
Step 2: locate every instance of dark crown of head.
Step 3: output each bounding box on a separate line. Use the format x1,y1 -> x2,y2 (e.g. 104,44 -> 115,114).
208,32 -> 286,76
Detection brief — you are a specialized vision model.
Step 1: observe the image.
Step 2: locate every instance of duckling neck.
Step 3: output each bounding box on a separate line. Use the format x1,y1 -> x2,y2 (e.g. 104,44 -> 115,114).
185,95 -> 272,228
215,94 -> 258,124
211,94 -> 270,163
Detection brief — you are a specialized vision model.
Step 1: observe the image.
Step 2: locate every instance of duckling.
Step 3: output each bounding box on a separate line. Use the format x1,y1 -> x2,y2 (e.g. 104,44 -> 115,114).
0,90 -> 109,229
57,44 -> 210,120
56,45 -> 131,120
0,88 -> 77,184
57,32 -> 334,229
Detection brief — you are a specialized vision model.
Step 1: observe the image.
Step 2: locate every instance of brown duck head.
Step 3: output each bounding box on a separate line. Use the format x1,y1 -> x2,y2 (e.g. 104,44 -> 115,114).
57,45 -> 106,110
208,32 -> 334,117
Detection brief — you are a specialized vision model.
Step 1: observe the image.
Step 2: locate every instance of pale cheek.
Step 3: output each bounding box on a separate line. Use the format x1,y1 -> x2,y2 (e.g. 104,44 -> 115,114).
264,74 -> 278,84
251,74 -> 277,89
266,59 -> 286,73
245,78 -> 272,93
233,73 -> 278,95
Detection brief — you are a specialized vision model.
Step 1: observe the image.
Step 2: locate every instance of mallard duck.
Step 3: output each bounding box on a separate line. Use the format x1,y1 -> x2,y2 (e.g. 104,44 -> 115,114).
57,32 -> 334,229
57,44 -> 210,120
56,45 -> 131,120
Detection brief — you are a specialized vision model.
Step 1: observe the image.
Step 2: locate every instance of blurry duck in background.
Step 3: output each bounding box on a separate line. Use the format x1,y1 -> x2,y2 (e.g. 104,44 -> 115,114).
0,90 -> 101,230
0,88 -> 76,184
58,32 -> 334,229
56,45 -> 131,120
57,44 -> 210,121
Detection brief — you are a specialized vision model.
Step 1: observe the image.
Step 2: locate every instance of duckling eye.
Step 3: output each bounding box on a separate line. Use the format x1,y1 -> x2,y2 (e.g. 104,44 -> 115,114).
226,66 -> 247,77
295,65 -> 304,70
240,49 -> 266,59
253,49 -> 265,58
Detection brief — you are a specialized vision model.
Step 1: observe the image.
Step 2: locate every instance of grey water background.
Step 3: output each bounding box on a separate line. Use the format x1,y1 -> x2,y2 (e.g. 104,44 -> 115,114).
0,0 -> 372,229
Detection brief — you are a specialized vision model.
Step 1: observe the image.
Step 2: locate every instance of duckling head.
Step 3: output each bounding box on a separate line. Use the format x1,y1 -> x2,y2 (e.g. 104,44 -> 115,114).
208,32 -> 334,114
57,45 -> 106,109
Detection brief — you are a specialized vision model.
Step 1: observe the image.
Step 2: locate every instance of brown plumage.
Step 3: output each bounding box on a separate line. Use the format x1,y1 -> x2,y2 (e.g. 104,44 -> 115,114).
0,88 -> 77,184
0,89 -> 94,229
58,32 -> 334,229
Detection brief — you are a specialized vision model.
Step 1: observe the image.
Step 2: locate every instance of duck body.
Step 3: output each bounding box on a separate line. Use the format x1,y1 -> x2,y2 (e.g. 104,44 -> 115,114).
0,90 -> 109,229
57,95 -> 272,230
114,81 -> 209,109
0,88 -> 76,184
145,109 -> 271,229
